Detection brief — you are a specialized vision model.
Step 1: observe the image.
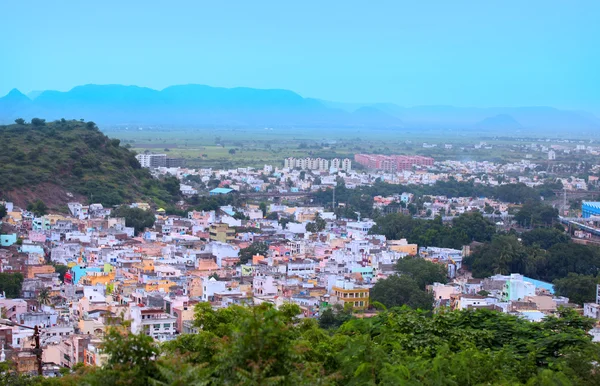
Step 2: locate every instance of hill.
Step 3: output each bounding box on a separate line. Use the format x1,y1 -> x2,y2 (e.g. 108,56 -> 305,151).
0,119 -> 179,209
476,114 -> 522,131
0,84 -> 402,128
1,84 -> 597,132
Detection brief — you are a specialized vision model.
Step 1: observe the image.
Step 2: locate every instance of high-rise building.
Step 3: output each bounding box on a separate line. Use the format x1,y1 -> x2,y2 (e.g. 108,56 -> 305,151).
353,154 -> 433,171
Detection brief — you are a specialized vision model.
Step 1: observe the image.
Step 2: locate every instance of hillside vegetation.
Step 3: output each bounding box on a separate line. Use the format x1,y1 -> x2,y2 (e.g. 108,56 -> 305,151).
0,119 -> 179,208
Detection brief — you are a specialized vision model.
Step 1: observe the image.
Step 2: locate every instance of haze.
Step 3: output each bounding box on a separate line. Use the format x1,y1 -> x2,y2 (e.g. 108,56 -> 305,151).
1,0 -> 599,113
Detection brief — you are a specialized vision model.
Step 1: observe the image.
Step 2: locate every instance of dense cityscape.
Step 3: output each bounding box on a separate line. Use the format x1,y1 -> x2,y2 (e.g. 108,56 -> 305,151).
2,1 -> 600,384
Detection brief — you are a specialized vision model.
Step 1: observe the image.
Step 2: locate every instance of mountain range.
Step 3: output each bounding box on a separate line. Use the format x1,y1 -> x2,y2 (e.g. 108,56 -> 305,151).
1,84 -> 598,133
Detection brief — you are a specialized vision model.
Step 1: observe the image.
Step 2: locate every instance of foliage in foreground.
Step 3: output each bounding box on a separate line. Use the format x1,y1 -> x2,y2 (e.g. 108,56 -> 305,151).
15,304 -> 600,386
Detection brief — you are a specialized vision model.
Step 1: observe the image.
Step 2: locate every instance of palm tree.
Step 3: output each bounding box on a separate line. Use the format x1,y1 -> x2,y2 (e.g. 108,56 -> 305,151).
38,288 -> 50,306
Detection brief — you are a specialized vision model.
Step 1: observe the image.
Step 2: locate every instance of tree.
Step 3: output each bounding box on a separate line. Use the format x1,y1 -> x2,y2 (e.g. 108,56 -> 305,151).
162,176 -> 181,199
14,118 -> 25,125
306,212 -> 326,233
37,287 -> 50,306
370,275 -> 434,310
238,242 -> 268,264
100,328 -> 160,385
521,227 -> 569,250
553,273 -> 597,306
27,199 -> 47,217
259,202 -> 267,217
395,256 -> 447,290
111,206 -> 156,235
53,264 -> 69,282
318,303 -> 353,329
0,273 -> 23,298
514,202 -> 558,228
0,204 -> 6,219
30,117 -> 45,126
228,148 -> 236,155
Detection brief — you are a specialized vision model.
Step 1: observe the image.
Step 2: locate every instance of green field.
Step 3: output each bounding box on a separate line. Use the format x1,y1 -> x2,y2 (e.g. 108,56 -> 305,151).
104,126 -> 593,169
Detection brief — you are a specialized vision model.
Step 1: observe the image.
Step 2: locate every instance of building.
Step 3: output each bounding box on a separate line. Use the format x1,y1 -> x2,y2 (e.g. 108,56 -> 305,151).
331,280 -> 369,310
354,154 -> 434,171
548,150 -> 556,160
209,188 -> 234,196
582,202 -> 600,218
209,223 -> 235,243
387,239 -> 418,255
130,306 -> 177,340
165,157 -> 185,168
135,153 -> 167,168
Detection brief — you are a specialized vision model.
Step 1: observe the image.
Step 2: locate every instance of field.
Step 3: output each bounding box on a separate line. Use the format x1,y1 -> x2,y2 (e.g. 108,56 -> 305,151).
103,126 -> 594,169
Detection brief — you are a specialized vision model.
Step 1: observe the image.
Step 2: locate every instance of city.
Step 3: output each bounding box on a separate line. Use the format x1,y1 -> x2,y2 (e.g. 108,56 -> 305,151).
2,1 -> 600,384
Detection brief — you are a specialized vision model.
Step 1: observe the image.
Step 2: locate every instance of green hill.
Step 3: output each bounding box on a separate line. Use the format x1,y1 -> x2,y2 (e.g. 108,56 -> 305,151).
0,119 -> 180,209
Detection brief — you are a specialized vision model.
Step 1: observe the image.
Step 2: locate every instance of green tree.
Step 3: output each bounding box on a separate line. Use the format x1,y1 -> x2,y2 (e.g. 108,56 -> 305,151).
318,303 -> 353,329
14,118 -> 25,125
37,287 -> 50,306
521,227 -> 569,249
259,202 -> 267,217
98,327 -> 160,385
30,117 -> 46,126
27,199 -> 48,216
0,273 -> 24,298
52,264 -> 69,283
395,256 -> 447,289
162,176 -> 181,199
238,242 -> 268,264
111,206 -> 156,235
370,275 -> 434,310
553,273 -> 597,306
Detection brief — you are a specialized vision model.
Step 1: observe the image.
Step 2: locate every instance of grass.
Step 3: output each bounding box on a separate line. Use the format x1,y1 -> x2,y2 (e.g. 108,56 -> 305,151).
104,126 -> 592,169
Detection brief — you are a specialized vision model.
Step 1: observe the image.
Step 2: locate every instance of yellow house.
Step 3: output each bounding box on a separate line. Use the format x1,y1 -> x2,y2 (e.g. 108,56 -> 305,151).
209,223 -> 235,243
133,259 -> 155,274
388,239 -> 418,255
145,279 -> 176,292
332,281 -> 370,310
81,271 -> 115,286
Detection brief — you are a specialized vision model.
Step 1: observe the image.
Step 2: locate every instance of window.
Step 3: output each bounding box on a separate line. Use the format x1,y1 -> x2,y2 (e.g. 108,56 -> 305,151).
164,323 -> 171,329
154,324 -> 160,329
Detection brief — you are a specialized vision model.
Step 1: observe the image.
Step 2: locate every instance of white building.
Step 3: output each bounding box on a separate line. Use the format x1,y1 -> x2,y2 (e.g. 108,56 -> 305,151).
129,306 -> 177,340
201,277 -> 227,302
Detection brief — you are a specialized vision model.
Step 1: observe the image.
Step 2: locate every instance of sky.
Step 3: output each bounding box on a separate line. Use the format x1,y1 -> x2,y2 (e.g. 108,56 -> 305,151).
1,0 -> 599,112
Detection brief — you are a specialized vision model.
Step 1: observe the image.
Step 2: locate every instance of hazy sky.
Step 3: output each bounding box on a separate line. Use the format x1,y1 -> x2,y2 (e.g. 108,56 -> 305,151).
1,1 -> 599,112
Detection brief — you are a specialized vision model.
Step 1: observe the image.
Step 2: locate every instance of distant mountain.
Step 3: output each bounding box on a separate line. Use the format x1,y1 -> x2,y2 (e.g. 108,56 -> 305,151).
0,84 -> 598,132
0,89 -> 32,118
0,84 -> 401,128
476,114 -> 521,131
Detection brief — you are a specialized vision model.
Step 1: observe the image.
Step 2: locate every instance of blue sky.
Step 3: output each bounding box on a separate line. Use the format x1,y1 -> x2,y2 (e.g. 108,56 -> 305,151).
1,0 -> 599,112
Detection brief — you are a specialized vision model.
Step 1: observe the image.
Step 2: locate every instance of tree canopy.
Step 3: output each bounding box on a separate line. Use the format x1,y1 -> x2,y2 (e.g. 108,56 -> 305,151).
29,304 -> 600,386
238,242 -> 268,264
111,206 -> 156,235
0,272 -> 24,298
370,212 -> 495,249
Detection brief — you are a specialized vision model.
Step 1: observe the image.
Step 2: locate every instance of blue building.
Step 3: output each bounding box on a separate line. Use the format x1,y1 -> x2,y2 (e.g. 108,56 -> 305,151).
582,202 -> 600,218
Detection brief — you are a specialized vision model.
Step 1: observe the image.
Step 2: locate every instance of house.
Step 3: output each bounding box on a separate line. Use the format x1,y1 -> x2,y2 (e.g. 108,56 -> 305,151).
331,280 -> 370,310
